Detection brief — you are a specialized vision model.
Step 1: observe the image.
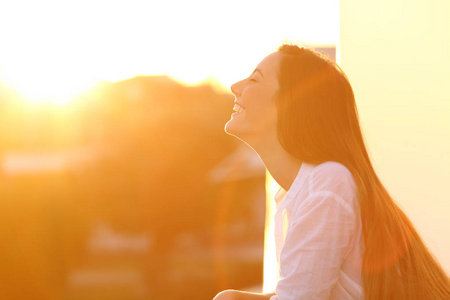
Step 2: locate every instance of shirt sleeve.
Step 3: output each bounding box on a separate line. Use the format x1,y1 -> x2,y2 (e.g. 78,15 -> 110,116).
272,190 -> 357,300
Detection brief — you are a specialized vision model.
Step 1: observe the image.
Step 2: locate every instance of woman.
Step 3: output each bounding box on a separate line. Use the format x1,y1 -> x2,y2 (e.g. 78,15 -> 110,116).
214,44 -> 450,299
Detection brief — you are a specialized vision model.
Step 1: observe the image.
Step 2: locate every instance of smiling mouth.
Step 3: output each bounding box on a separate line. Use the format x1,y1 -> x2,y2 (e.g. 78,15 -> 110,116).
233,102 -> 245,114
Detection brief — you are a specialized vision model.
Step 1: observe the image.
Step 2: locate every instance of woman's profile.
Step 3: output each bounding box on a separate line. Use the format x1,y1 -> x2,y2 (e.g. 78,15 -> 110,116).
213,44 -> 450,299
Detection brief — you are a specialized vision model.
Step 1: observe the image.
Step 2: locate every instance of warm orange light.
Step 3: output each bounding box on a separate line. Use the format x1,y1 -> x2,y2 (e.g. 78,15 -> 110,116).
0,0 -> 339,107
1,74 -> 98,106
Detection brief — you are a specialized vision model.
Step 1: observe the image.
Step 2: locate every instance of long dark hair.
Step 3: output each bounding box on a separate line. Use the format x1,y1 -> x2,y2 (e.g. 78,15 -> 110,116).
276,44 -> 450,299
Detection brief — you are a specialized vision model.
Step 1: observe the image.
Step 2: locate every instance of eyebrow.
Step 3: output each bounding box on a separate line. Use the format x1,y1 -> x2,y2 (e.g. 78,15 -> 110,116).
252,68 -> 264,78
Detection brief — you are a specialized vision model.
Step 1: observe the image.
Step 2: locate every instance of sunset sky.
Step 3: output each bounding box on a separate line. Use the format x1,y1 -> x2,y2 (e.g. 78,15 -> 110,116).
0,0 -> 338,104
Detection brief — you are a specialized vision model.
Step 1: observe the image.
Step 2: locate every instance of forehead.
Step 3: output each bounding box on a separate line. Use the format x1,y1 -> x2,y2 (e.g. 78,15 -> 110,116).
254,51 -> 282,78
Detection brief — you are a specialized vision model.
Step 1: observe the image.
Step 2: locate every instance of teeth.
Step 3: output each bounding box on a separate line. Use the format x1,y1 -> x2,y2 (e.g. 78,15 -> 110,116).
233,103 -> 245,113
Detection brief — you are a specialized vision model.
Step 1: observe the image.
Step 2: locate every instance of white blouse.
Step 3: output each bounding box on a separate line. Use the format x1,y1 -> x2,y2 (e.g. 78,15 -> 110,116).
270,161 -> 364,300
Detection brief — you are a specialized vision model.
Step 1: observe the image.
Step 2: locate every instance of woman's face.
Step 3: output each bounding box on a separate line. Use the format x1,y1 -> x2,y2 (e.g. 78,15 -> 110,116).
225,51 -> 282,143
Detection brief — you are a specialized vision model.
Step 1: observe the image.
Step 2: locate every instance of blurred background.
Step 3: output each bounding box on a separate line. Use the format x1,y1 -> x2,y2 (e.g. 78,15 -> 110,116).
0,0 -> 448,299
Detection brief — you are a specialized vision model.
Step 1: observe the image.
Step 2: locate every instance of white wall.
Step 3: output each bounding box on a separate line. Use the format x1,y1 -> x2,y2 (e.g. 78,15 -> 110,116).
341,0 -> 450,272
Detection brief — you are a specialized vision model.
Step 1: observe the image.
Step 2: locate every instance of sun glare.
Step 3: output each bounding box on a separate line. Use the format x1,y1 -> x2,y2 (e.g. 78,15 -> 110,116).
1,71 -> 98,106
0,0 -> 339,106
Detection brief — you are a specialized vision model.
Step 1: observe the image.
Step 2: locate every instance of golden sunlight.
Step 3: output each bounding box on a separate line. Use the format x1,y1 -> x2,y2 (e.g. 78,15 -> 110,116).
2,0 -> 449,299
0,1 -> 339,296
1,70 -> 98,106
0,0 -> 339,105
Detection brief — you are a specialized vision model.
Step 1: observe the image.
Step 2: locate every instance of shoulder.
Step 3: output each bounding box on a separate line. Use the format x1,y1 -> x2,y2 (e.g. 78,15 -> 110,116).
305,161 -> 358,206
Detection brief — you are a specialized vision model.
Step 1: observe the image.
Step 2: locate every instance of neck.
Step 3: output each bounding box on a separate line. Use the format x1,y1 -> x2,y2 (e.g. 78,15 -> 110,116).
245,134 -> 302,191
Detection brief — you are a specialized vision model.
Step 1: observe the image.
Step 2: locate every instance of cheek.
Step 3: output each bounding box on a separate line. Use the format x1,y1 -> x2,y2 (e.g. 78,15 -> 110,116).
254,90 -> 277,116
248,101 -> 278,130
240,85 -> 278,130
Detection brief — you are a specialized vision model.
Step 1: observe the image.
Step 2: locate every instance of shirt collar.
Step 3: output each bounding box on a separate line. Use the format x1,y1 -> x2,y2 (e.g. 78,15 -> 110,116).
274,162 -> 315,206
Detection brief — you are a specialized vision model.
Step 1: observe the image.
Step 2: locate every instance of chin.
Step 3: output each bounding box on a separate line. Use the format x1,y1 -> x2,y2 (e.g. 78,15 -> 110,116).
225,121 -> 253,149
224,119 -> 242,137
224,119 -> 236,135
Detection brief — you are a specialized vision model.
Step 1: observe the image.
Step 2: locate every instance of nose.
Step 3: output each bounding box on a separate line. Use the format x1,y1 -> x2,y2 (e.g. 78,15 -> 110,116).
231,79 -> 245,97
